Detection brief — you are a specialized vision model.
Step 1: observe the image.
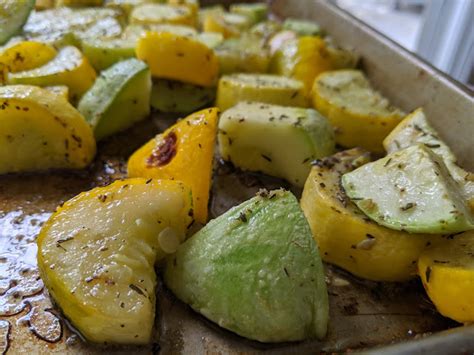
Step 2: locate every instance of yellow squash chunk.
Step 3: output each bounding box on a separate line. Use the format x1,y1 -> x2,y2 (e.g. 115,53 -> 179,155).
197,4 -> 224,30
0,85 -> 95,174
0,41 -> 57,73
7,46 -> 96,102
312,70 -> 404,153
128,108 -> 219,224
168,0 -> 199,22
136,32 -> 218,87
38,178 -> 193,344
300,149 -> 441,281
203,12 -> 251,39
130,4 -> 195,27
269,36 -> 335,94
418,230 -> 474,323
214,35 -> 269,75
216,73 -> 309,111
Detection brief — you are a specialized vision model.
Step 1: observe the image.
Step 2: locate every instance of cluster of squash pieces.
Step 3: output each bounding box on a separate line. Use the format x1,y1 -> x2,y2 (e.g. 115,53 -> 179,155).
0,0 -> 473,348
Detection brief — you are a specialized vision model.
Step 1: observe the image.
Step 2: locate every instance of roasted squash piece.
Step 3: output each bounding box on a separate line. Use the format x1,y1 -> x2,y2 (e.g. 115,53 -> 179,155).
128,108 -> 219,224
0,41 -> 57,73
78,58 -> 151,141
269,36 -> 335,93
130,4 -> 195,27
150,79 -> 215,113
215,35 -> 269,75
0,85 -> 95,174
0,0 -> 35,45
136,32 -> 218,87
7,46 -> 97,102
38,179 -> 193,344
165,189 -> 329,342
23,7 -> 123,43
168,0 -> 199,21
218,102 -> 334,187
312,70 -> 404,153
203,12 -> 251,38
229,3 -> 268,25
342,144 -> 474,234
216,73 -> 308,111
418,230 -> 474,323
383,108 -> 474,207
300,149 -> 441,281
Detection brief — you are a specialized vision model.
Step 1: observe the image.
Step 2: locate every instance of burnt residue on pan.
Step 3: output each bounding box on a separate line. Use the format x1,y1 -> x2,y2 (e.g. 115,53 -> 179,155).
0,115 -> 455,354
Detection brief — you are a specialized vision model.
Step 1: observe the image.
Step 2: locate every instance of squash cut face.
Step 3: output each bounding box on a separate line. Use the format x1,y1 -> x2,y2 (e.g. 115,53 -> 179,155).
37,179 -> 193,344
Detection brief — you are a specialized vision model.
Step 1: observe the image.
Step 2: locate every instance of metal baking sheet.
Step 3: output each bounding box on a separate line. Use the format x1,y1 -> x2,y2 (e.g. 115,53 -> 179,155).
1,1 -> 473,354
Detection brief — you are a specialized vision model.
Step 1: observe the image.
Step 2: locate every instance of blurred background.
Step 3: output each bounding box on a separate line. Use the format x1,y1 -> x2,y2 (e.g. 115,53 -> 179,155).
334,0 -> 474,89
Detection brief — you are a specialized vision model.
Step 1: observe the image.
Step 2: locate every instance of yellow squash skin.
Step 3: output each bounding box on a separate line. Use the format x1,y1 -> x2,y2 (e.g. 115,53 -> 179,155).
128,108 -> 219,224
203,12 -> 250,39
0,41 -> 57,73
168,0 -> 199,24
300,149 -> 441,282
269,36 -> 334,94
37,178 -> 193,344
418,231 -> 474,324
0,85 -> 95,174
312,70 -> 404,153
136,32 -> 218,87
7,46 -> 97,102
216,73 -> 309,111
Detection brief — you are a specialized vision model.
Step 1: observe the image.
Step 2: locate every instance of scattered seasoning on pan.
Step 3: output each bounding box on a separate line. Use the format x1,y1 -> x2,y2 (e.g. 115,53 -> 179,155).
283,267 -> 290,277
383,158 -> 392,167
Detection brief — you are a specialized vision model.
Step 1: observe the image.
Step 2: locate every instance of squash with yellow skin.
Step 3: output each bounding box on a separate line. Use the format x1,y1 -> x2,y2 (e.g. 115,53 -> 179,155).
311,70 -> 404,153
136,32 -> 218,87
300,148 -> 441,281
203,12 -> 251,39
128,107 -> 219,224
7,46 -> 97,102
0,41 -> 57,73
270,36 -> 334,94
418,230 -> 474,324
0,85 -> 95,174
37,178 -> 193,344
